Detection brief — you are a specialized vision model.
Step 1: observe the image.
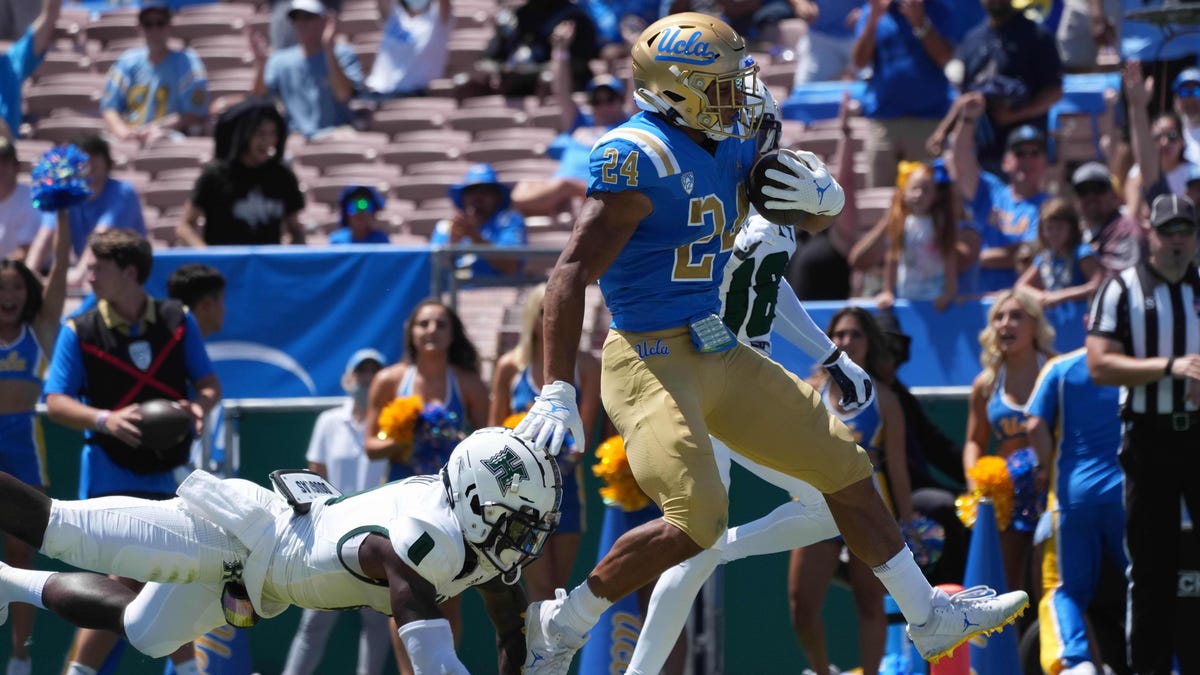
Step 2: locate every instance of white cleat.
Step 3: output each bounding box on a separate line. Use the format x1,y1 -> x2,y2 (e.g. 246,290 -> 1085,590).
522,589 -> 588,675
906,585 -> 1029,662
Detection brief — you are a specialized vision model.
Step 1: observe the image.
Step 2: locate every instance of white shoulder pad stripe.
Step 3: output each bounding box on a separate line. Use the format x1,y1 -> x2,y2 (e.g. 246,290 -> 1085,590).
597,128 -> 681,178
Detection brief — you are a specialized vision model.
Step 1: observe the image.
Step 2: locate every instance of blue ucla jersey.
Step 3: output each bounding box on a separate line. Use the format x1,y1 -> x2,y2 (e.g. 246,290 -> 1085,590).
100,48 -> 209,125
589,112 -> 758,331
987,363 -> 1036,446
0,324 -> 45,384
1024,348 -> 1123,507
720,214 -> 797,355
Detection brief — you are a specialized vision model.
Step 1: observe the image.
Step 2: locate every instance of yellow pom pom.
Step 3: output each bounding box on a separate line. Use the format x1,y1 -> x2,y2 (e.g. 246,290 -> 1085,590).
592,435 -> 650,512
958,456 -> 1016,530
377,395 -> 424,458
501,412 -> 527,430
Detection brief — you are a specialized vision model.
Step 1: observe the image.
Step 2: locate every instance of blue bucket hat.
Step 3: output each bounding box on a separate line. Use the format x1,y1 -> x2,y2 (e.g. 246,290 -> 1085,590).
449,164 -> 511,211
338,185 -> 385,228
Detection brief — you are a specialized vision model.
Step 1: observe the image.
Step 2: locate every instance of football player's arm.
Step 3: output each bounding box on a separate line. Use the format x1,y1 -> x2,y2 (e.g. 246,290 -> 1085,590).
360,534 -> 469,675
476,575 -> 528,675
772,282 -> 837,362
543,190 -> 648,385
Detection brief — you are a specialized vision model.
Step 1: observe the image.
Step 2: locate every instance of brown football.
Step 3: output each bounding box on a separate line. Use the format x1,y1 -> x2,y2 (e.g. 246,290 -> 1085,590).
747,150 -> 811,226
137,399 -> 195,453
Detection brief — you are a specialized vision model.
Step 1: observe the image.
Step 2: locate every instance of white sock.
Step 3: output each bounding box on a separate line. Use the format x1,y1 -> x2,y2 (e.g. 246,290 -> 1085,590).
6,657 -> 31,675
64,664 -> 98,675
171,660 -> 199,675
627,549 -> 720,674
0,566 -> 53,610
871,547 -> 933,625
558,582 -> 612,635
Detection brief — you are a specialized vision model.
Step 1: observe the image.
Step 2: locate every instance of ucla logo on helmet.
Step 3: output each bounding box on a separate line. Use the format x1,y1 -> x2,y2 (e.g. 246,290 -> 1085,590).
655,28 -> 718,65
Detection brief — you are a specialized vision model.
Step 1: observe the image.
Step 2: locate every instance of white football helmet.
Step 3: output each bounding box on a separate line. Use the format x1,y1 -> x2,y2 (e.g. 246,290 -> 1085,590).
442,427 -> 562,584
631,12 -> 763,141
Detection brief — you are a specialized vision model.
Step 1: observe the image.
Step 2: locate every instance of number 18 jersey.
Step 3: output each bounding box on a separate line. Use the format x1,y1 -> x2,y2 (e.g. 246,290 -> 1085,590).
719,214 -> 797,356
589,112 -> 758,332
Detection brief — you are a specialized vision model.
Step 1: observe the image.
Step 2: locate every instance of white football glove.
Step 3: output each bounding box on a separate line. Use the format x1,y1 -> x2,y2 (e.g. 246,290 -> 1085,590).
761,149 -> 846,216
514,380 -> 585,456
822,348 -> 874,411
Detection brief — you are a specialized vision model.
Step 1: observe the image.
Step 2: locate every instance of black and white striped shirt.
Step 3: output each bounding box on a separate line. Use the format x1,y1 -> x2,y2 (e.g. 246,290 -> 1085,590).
1088,262 -> 1200,414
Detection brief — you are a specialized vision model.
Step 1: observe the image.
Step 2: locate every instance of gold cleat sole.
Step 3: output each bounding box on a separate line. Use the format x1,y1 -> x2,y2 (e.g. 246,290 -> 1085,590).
924,596 -> 1029,664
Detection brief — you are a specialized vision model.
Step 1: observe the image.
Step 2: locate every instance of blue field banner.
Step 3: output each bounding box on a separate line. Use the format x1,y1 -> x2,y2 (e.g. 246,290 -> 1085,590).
145,246 -> 432,398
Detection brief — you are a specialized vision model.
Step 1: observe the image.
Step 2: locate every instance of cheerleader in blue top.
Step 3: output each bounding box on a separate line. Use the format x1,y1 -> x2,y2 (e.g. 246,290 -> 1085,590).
363,298 -> 489,670
790,307 -> 912,675
0,207 -> 69,672
964,288 -> 1055,596
490,283 -> 601,603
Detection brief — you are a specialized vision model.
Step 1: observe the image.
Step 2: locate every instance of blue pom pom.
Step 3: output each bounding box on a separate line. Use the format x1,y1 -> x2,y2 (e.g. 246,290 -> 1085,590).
903,514 -> 945,569
30,144 -> 92,212
1007,447 -> 1045,532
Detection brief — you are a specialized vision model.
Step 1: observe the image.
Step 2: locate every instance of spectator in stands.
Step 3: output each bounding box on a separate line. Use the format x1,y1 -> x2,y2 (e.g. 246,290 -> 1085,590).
951,0 -> 1063,176
1072,161 -> 1145,275
280,348 -> 390,675
25,135 -> 147,285
489,283 -> 601,603
99,0 -> 210,143
0,202 -> 68,675
430,164 -> 526,278
1177,68 -> 1200,165
362,299 -> 489,673
789,307 -> 912,675
250,0 -> 364,139
949,94 -> 1050,295
964,288 -> 1055,595
0,138 -> 40,262
330,185 -> 389,244
268,0 -> 342,50
176,98 -> 306,247
1124,61 -> 1200,220
791,0 -> 859,85
365,0 -> 451,100
1055,0 -> 1119,73
790,93 -> 859,299
511,21 -> 630,218
578,0 -> 661,62
872,160 -> 966,312
665,0 -> 797,46
43,229 -> 217,675
1015,198 -> 1102,309
454,0 -> 597,98
0,0 -> 59,140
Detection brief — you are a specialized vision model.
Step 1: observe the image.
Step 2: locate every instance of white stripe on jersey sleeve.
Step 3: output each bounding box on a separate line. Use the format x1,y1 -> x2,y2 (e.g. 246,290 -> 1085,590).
597,128 -> 681,177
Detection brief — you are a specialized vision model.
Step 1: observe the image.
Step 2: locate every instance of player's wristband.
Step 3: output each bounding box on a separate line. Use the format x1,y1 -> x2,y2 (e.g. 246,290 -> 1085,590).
95,411 -> 110,434
1165,355 -> 1176,377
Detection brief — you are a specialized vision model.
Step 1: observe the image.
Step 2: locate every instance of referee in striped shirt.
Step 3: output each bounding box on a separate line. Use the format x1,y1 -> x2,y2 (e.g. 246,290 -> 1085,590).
1086,193 -> 1200,675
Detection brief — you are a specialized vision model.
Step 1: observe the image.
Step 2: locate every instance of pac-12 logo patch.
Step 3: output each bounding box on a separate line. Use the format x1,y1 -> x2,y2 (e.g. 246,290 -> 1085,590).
681,171 -> 694,195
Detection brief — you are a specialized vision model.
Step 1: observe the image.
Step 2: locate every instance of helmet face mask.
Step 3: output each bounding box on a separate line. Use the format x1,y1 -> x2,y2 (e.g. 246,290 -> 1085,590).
631,12 -> 763,141
749,80 -> 781,155
442,427 -> 563,584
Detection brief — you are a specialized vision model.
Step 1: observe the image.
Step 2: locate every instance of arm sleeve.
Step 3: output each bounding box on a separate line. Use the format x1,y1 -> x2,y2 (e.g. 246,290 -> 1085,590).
772,285 -> 837,362
43,323 -> 85,397
182,313 -> 215,382
396,619 -> 468,675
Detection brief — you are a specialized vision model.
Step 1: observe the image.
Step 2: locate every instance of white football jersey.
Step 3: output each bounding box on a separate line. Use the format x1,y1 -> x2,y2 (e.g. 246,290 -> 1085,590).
719,214 -> 798,356
264,474 -> 498,613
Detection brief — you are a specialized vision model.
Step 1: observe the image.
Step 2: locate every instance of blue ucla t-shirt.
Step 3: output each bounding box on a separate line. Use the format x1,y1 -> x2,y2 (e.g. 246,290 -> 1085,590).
588,112 -> 757,332
264,43 -> 363,138
969,171 -> 1047,292
100,47 -> 209,125
41,179 -> 147,257
1024,348 -> 1123,507
0,27 -> 45,134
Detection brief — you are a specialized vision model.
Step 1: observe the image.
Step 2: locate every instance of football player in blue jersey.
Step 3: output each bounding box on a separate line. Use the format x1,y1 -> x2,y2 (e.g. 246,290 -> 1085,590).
514,12 -> 1030,674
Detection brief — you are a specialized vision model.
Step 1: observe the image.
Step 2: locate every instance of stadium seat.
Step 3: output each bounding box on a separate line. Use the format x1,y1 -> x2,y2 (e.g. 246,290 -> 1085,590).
292,146 -> 377,174
129,147 -> 209,177
172,17 -> 249,44
370,109 -> 448,137
390,178 -> 458,208
32,115 -> 106,144
378,143 -> 461,170
402,160 -> 474,178
323,162 -> 403,183
23,84 -> 102,119
460,139 -> 547,164
303,176 -> 391,208
390,128 -> 472,149
139,180 -> 199,213
445,108 -> 529,136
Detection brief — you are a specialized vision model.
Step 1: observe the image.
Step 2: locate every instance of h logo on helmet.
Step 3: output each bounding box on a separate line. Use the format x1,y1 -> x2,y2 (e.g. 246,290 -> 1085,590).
480,447 -> 530,496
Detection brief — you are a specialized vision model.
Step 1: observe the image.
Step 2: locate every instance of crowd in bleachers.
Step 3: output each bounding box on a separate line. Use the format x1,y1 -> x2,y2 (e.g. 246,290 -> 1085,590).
2,0 -> 1200,673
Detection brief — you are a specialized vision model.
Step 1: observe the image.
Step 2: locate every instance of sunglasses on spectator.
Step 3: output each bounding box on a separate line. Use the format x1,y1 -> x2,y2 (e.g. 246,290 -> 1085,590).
1158,222 -> 1197,237
345,198 -> 377,215
141,20 -> 168,28
590,94 -> 621,106
1178,86 -> 1200,99
1075,181 -> 1110,196
1011,146 -> 1043,159
1154,130 -> 1182,142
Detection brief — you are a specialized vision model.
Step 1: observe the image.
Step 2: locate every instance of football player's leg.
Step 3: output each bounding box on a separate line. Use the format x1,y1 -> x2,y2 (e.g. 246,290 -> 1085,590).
0,472 -> 51,550
41,496 -> 237,585
123,582 -> 225,657
721,452 -> 838,562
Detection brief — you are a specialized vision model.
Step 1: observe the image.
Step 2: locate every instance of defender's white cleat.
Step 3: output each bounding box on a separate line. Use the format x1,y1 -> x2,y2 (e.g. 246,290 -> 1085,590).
522,589 -> 588,675
906,585 -> 1029,662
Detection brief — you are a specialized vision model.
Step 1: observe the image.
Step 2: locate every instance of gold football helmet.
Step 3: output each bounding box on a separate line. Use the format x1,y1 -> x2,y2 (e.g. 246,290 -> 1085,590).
631,12 -> 763,141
